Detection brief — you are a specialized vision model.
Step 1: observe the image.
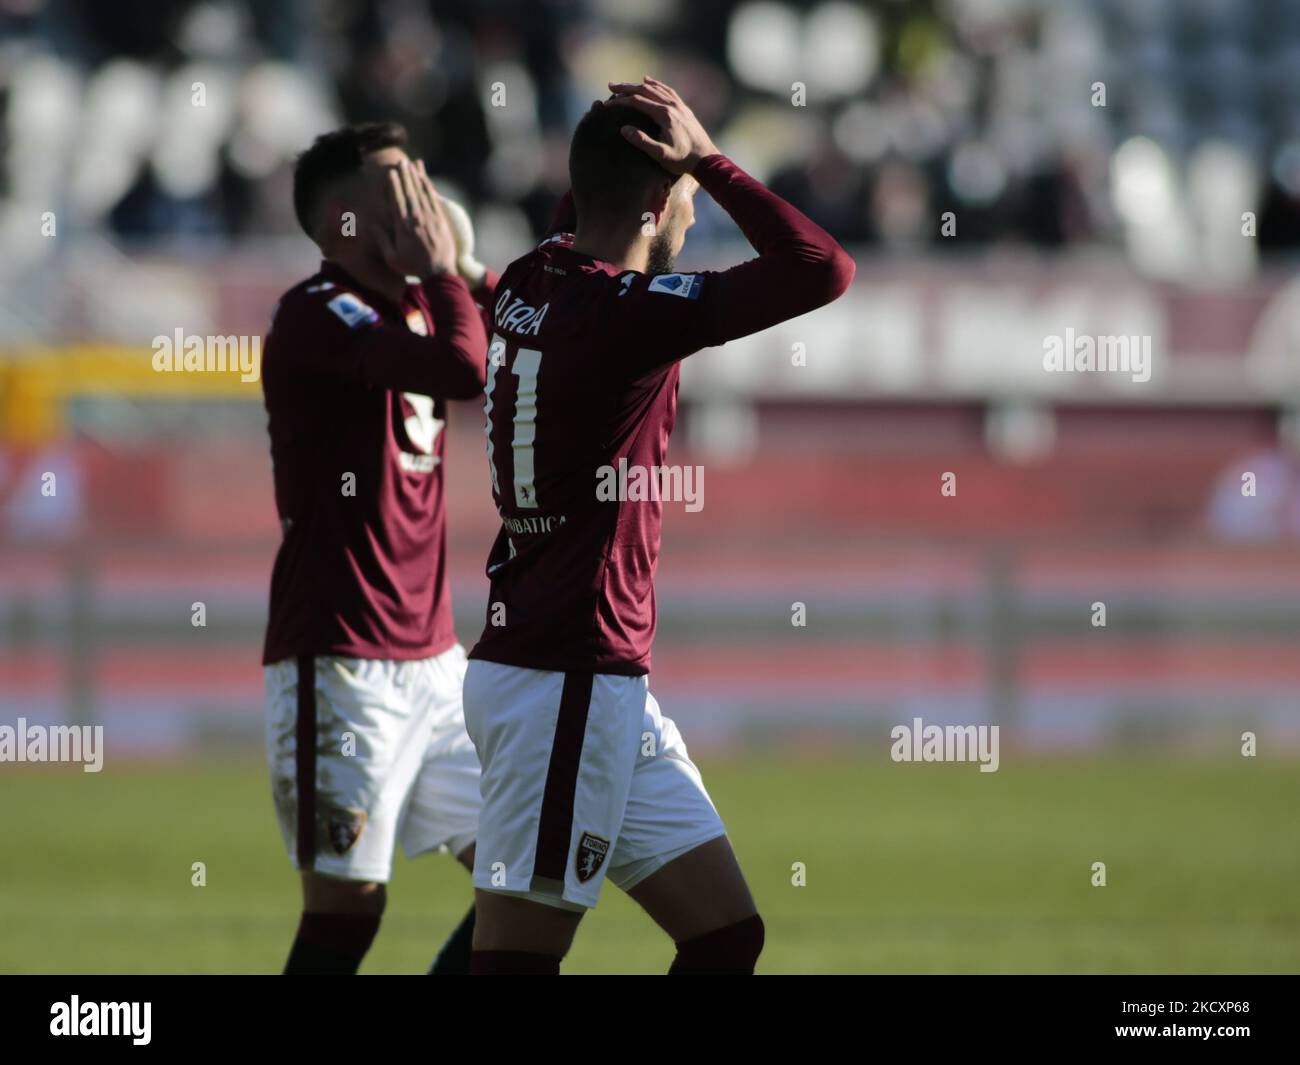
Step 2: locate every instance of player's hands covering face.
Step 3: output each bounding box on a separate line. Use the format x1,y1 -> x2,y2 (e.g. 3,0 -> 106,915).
376,157 -> 459,281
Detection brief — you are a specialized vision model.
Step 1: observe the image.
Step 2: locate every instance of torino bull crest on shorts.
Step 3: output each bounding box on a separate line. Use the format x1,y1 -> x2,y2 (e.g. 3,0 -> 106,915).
576,832 -> 611,882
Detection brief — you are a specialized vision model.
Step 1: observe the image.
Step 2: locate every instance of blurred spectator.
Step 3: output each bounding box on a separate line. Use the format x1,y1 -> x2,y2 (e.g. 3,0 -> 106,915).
1207,448 -> 1300,542
1,0 -> 1299,266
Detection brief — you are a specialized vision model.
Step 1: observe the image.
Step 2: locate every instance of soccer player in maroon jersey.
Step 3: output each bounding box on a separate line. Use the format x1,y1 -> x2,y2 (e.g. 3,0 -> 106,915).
260,123 -> 494,974
462,79 -> 855,973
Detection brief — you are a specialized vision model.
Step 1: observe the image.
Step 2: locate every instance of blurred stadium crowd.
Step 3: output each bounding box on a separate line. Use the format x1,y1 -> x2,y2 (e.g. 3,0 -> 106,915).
2,0 -> 1300,271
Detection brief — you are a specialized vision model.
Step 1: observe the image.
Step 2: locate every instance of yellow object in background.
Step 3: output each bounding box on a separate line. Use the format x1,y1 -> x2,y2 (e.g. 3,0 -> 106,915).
0,346 -> 261,445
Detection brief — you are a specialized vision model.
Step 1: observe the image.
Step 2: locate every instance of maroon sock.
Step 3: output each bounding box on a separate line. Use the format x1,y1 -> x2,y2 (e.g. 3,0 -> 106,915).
470,950 -> 561,975
668,914 -> 765,974
283,911 -> 381,975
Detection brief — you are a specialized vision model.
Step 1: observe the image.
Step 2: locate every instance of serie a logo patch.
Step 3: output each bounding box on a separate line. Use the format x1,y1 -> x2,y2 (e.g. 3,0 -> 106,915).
575,831 -> 610,882
326,292 -> 380,328
647,273 -> 702,299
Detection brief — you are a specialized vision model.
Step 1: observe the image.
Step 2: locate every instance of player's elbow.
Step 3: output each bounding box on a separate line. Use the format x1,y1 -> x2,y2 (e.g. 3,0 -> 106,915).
798,243 -> 855,310
817,243 -> 855,303
465,365 -> 488,398
434,330 -> 488,398
445,358 -> 487,400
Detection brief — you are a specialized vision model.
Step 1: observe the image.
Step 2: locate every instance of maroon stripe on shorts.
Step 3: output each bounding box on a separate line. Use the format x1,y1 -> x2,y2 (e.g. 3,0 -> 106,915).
533,671 -> 595,883
295,655 -> 317,871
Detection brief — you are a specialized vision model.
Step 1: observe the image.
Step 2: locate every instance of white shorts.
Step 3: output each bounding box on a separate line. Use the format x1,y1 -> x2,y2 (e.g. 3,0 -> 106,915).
462,659 -> 726,911
264,644 -> 480,883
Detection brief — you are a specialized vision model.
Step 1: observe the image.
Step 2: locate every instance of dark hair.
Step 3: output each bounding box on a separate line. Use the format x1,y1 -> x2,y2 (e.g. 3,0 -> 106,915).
292,122 -> 408,238
568,101 -> 675,220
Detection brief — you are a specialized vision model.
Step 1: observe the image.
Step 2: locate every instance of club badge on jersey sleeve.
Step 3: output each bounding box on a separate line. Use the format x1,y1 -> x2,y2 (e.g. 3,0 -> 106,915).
647,273 -> 703,299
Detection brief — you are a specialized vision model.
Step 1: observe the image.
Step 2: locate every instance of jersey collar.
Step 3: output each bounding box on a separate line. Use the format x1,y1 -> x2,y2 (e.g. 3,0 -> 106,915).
318,260 -> 409,318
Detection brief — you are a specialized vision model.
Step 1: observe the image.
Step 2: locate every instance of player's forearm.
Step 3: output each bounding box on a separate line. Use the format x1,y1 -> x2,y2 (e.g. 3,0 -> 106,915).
692,154 -> 855,305
356,275 -> 488,398
418,273 -> 489,398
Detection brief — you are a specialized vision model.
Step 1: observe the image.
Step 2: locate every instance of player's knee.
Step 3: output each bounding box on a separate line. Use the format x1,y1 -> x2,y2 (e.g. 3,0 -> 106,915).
669,912 -> 765,975
302,873 -> 387,917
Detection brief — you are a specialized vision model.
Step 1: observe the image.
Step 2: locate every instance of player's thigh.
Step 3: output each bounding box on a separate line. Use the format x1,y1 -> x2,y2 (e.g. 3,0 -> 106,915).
472,889 -> 584,956
264,655 -> 432,883
625,835 -> 757,944
397,645 -> 481,867
606,691 -> 754,941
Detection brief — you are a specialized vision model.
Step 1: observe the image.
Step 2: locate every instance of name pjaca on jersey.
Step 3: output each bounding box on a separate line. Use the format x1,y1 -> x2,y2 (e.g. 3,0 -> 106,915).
494,288 -> 549,335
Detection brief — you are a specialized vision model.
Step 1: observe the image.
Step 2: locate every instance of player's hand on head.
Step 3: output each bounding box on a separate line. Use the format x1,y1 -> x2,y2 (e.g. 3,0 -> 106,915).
376,157 -> 458,281
606,76 -> 720,176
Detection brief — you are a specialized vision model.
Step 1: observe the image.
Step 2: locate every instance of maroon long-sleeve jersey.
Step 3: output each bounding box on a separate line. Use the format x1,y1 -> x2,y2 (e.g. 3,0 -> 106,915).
261,261 -> 493,665
468,153 -> 855,675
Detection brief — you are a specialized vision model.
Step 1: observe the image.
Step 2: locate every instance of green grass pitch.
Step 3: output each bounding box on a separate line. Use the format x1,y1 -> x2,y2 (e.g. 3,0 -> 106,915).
2,756 -> 1297,973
